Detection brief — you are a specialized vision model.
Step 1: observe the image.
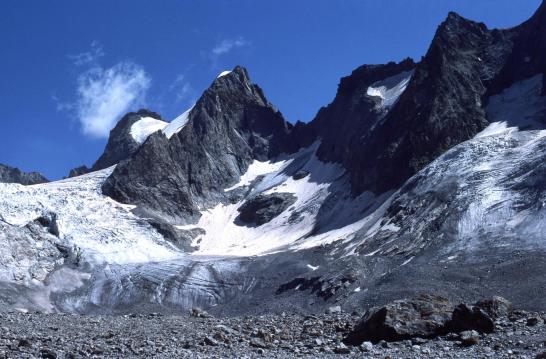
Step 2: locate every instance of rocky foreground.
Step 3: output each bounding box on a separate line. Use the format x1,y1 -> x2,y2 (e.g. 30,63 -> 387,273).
0,296 -> 545,358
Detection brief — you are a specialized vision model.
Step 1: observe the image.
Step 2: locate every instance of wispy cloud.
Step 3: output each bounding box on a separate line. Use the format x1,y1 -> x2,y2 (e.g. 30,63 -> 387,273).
211,37 -> 250,56
76,62 -> 150,138
69,41 -> 104,66
59,42 -> 151,139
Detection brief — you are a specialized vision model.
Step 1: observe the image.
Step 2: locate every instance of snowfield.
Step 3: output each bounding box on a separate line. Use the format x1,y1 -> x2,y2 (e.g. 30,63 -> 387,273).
185,143 -> 390,256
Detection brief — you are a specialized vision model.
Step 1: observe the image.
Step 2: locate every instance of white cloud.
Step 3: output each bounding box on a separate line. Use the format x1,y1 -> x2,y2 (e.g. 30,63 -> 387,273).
211,37 -> 250,56
76,62 -> 150,138
69,41 -> 104,66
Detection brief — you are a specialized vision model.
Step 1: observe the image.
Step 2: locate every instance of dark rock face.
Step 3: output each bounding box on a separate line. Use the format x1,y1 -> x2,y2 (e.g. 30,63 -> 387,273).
0,164 -> 48,185
236,193 -> 297,226
343,294 -> 453,344
102,67 -> 296,220
310,59 -> 417,165
488,0 -> 546,96
67,165 -> 90,178
330,14 -> 515,196
92,109 -> 163,171
98,4 -> 546,223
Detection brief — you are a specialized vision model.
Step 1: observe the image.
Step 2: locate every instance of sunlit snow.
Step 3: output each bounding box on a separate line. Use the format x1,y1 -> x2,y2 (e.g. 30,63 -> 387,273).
217,70 -> 232,78
163,106 -> 194,139
367,70 -> 414,109
130,117 -> 168,144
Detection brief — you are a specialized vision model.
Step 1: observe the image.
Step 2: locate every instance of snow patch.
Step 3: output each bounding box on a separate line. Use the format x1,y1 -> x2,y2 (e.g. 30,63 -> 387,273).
367,70 -> 414,109
163,106 -> 194,139
217,70 -> 232,78
224,159 -> 289,192
130,117 -> 168,144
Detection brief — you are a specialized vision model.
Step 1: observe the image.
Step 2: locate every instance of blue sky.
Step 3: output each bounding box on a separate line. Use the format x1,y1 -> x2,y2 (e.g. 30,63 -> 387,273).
0,0 -> 542,179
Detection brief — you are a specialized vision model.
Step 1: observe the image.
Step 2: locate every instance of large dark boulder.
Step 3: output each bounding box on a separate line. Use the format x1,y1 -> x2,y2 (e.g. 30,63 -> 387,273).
475,296 -> 513,320
449,304 -> 495,334
343,294 -> 453,345
0,164 -> 48,185
236,193 -> 297,226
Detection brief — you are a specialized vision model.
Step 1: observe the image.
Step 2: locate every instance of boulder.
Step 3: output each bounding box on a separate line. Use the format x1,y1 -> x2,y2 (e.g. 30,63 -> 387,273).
236,193 -> 297,226
292,170 -> 309,180
459,330 -> 480,346
449,304 -> 494,334
474,296 -> 512,320
343,294 -> 453,345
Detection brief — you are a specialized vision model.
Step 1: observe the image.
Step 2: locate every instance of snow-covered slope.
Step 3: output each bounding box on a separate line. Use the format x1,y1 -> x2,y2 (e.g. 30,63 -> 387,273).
354,128 -> 546,258
0,169 -> 180,265
478,74 -> 546,138
183,143 -> 388,256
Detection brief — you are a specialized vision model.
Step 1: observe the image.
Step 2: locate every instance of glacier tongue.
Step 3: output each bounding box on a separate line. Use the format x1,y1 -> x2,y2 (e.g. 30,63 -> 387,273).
0,168 -> 181,265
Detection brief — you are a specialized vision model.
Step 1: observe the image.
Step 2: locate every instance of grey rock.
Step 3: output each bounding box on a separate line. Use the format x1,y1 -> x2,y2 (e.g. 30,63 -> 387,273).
204,336 -> 219,346
0,163 -> 48,185
249,338 -> 268,349
333,342 -> 350,354
292,170 -> 309,180
66,165 -> 90,178
459,330 -> 480,346
327,306 -> 342,314
40,348 -> 57,359
360,341 -> 373,352
236,193 -> 296,226
343,294 -> 453,345
475,296 -> 513,320
526,317 -> 542,326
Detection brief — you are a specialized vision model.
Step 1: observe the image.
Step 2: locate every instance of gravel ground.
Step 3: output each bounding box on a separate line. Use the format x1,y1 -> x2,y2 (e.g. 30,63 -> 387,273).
0,310 -> 545,358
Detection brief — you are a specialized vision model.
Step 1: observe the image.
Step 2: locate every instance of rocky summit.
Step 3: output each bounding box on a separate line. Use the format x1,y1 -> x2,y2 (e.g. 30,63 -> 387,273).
1,1 -> 546,358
